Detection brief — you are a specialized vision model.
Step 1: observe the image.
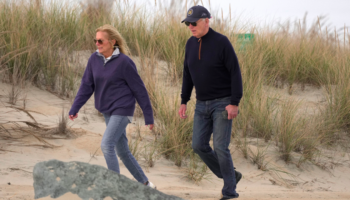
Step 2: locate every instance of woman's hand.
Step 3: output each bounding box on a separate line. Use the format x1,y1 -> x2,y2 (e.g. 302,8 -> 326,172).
146,124 -> 154,130
69,113 -> 78,121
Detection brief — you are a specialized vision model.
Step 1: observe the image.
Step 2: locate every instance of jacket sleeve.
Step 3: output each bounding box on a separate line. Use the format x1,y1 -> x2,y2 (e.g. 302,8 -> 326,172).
69,57 -> 95,115
222,36 -> 243,106
122,58 -> 154,125
181,45 -> 194,105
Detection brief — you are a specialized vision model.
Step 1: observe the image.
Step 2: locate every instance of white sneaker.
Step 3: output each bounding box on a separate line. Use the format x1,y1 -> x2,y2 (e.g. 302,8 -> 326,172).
146,181 -> 157,189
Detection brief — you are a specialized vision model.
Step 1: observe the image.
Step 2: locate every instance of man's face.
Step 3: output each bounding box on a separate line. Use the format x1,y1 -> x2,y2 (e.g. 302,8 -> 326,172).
188,18 -> 208,38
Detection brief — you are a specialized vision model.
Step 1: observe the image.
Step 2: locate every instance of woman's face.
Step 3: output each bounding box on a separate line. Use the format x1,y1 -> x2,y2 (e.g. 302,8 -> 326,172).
95,31 -> 113,56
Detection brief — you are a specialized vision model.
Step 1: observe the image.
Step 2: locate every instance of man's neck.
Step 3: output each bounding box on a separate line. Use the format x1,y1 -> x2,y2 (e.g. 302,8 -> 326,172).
196,27 -> 210,38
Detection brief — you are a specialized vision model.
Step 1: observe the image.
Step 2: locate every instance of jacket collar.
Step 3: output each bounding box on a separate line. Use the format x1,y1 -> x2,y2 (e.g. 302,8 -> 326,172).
201,27 -> 213,40
96,47 -> 120,65
96,47 -> 120,57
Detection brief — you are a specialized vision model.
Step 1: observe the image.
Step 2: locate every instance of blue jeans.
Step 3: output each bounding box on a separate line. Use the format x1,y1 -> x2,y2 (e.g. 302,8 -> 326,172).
101,114 -> 148,184
192,97 -> 239,198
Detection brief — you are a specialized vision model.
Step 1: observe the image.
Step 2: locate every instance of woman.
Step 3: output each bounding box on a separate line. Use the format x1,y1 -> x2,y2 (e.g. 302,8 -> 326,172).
69,24 -> 156,188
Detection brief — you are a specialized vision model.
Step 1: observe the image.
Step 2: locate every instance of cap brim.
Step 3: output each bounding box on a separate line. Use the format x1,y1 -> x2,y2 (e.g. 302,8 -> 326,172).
181,17 -> 200,23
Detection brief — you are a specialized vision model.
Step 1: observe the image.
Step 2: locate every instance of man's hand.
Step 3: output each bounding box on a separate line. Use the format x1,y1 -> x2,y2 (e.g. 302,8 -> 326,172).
225,105 -> 238,120
178,104 -> 187,119
69,113 -> 78,121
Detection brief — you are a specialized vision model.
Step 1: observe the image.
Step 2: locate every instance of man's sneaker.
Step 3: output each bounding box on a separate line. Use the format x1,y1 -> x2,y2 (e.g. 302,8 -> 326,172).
220,193 -> 239,199
235,170 -> 242,184
146,181 -> 156,189
220,196 -> 238,200
219,171 -> 241,199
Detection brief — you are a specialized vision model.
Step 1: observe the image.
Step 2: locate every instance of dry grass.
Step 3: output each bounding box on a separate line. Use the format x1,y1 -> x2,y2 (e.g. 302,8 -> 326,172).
248,141 -> 270,171
56,108 -> 72,136
184,152 -> 210,184
0,121 -> 59,149
0,104 -> 75,153
128,136 -> 142,161
7,84 -> 22,105
142,141 -> 159,168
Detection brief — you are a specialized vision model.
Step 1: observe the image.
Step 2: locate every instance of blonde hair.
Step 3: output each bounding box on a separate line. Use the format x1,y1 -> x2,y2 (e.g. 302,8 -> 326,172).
96,24 -> 130,55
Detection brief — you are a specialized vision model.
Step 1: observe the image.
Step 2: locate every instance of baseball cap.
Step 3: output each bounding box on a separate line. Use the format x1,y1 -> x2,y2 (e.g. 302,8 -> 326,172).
181,5 -> 211,23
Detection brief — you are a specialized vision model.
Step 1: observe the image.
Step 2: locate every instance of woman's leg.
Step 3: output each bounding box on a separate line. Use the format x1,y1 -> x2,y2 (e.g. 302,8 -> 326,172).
100,114 -> 148,183
115,125 -> 148,184
100,114 -> 129,174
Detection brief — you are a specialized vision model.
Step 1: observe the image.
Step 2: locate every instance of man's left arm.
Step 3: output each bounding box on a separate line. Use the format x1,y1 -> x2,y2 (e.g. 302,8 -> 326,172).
222,37 -> 243,119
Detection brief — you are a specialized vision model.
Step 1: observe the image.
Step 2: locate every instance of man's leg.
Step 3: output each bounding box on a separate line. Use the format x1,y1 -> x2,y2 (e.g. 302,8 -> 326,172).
192,101 -> 223,178
212,100 -> 239,198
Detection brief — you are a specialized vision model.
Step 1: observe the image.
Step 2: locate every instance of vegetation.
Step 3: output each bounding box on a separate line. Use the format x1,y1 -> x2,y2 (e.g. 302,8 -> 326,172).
1,0 -> 350,182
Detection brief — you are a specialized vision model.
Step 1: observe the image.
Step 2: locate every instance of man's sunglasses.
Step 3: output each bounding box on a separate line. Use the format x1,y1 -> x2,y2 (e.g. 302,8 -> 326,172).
184,21 -> 197,27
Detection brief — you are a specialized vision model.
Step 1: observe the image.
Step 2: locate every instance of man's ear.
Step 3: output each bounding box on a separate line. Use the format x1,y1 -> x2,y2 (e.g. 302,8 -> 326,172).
205,18 -> 209,25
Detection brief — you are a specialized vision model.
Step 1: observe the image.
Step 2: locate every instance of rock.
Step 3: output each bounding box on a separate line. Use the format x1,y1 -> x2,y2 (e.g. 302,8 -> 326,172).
33,159 -> 183,200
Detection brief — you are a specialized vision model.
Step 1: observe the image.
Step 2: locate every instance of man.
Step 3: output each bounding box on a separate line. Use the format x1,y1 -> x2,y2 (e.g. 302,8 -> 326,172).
178,5 -> 243,200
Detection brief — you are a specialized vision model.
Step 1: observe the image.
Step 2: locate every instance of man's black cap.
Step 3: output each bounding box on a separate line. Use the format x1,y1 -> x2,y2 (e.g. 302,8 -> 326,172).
181,5 -> 211,23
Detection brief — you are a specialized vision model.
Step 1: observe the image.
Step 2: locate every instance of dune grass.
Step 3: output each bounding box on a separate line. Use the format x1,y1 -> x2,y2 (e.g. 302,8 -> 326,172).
1,0 -> 350,178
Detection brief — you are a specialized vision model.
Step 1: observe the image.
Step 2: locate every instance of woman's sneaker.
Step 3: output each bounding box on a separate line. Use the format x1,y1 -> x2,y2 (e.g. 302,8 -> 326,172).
146,181 -> 157,189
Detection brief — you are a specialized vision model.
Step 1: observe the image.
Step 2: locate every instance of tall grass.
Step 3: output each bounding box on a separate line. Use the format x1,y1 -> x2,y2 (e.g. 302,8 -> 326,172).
275,100 -> 306,162
320,61 -> 350,143
152,87 -> 195,167
0,0 -> 84,97
1,1 -> 348,87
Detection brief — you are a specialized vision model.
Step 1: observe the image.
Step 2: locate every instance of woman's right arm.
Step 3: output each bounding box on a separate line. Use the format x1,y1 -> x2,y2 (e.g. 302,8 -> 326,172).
69,58 -> 95,118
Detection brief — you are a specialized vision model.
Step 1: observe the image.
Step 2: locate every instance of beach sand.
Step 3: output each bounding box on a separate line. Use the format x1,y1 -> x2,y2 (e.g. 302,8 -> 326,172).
1,81 -> 350,200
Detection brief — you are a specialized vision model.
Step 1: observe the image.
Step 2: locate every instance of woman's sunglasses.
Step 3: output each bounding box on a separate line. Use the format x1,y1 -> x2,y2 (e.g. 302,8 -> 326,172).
94,39 -> 105,44
184,21 -> 197,27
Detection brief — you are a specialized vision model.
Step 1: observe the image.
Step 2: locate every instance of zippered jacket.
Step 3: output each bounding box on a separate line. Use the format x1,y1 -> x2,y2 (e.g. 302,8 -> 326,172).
181,28 -> 243,106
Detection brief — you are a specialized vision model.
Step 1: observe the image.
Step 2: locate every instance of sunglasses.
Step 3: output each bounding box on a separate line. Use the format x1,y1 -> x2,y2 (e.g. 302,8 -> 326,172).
184,21 -> 197,27
94,39 -> 106,44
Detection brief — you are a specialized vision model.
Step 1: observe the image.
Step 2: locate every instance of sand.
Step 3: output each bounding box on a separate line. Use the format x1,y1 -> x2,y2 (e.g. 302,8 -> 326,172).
1,81 -> 350,200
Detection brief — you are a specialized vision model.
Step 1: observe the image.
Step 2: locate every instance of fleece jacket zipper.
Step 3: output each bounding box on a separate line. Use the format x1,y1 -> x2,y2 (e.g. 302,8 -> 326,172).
198,38 -> 202,60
